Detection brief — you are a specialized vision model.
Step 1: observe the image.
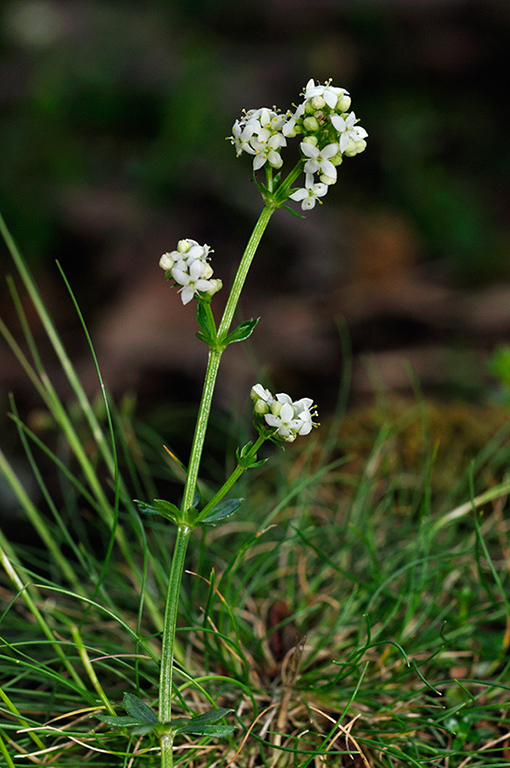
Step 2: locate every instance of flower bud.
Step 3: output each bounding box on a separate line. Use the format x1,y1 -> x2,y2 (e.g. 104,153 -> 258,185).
270,401 -> 284,417
320,173 -> 336,186
301,135 -> 318,147
254,399 -> 269,415
303,116 -> 319,133
177,239 -> 193,254
159,252 -> 175,270
205,278 -> 223,297
343,138 -> 358,157
284,123 -> 301,138
202,263 -> 214,279
269,154 -> 284,169
310,95 -> 326,110
336,94 -> 351,112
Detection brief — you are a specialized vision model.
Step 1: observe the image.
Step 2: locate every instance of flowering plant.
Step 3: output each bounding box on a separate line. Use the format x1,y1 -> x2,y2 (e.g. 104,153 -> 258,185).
104,79 -> 366,767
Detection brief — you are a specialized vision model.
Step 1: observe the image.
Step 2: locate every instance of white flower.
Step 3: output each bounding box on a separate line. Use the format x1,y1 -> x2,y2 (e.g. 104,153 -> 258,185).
232,119 -> 257,156
289,173 -> 328,210
264,401 -> 303,442
181,242 -> 210,264
292,397 -> 316,435
251,384 -> 275,404
250,132 -> 286,171
300,142 -> 338,183
171,259 -> 214,305
256,107 -> 288,134
251,383 -> 275,414
302,78 -> 349,110
330,111 -> 368,153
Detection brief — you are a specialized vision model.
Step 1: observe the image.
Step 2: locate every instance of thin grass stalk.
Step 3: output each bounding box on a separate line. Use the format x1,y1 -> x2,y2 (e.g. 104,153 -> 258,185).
0,545 -> 86,690
0,211 -> 116,477
0,686 -> 46,752
0,731 -> 17,768
0,447 -> 80,589
70,625 -> 117,716
1,305 -> 164,632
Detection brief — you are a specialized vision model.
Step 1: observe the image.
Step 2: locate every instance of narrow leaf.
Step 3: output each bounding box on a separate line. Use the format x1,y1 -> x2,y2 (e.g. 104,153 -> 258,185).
123,693 -> 158,725
201,499 -> 243,525
98,715 -> 142,727
249,458 -> 268,468
131,723 -> 158,735
189,708 -> 232,725
196,303 -> 217,346
224,318 -> 259,345
176,724 -> 236,737
196,302 -> 209,335
196,331 -> 211,345
134,499 -> 181,523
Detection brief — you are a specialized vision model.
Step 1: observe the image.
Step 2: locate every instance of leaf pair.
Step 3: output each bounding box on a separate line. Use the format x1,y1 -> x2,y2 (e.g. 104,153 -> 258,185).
135,497 -> 243,528
196,302 -> 259,350
98,693 -> 235,739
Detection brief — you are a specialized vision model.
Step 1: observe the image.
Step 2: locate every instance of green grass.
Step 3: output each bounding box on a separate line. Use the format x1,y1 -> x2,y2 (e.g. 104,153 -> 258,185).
1,214 -> 510,766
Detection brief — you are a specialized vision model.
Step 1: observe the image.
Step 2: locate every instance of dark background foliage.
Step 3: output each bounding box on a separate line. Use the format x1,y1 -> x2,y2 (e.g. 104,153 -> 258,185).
1,0 -> 509,422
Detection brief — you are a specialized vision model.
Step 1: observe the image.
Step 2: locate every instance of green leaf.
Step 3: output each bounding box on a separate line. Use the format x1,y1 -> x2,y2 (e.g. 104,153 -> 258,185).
236,441 -> 253,460
196,331 -> 211,345
162,710 -> 234,739
249,458 -> 268,468
98,715 -> 142,727
196,302 -> 209,334
176,724 -> 236,737
189,708 -> 232,725
196,303 -> 217,347
131,723 -> 158,735
123,693 -> 158,725
201,499 -> 243,526
282,204 -> 305,218
134,499 -> 181,524
223,318 -> 259,345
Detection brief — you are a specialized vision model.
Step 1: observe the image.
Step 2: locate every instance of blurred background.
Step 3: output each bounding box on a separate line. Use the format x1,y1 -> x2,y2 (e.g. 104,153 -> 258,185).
1,0 -> 510,434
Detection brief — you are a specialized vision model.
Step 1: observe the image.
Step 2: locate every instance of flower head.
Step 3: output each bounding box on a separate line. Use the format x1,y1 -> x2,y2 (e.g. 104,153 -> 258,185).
251,384 -> 318,442
231,79 -> 367,212
160,239 -> 222,305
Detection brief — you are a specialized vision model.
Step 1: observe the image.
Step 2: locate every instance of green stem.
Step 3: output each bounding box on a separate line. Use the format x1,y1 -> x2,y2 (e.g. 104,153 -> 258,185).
218,204 -> 275,339
159,524 -> 192,726
196,433 -> 267,523
160,732 -> 175,768
180,349 -> 222,518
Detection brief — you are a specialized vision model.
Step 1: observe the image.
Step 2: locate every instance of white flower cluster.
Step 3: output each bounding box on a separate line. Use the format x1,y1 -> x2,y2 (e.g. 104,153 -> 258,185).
159,239 -> 222,305
251,383 -> 318,443
231,107 -> 289,172
230,79 -> 368,211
